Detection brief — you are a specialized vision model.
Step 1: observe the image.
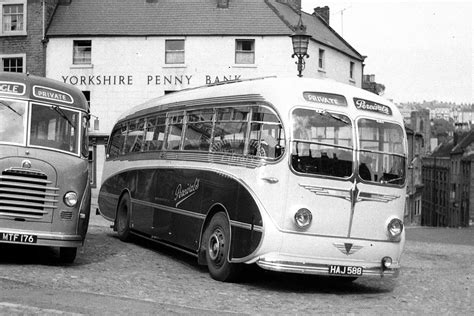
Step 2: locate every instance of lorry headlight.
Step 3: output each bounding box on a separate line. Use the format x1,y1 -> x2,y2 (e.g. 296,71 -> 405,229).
294,208 -> 312,228
64,192 -> 78,207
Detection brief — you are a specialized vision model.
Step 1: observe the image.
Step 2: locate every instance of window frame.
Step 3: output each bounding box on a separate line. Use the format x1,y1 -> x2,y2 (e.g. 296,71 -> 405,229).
165,39 -> 185,65
349,61 -> 355,79
1,53 -> 26,73
73,40 -> 92,65
235,39 -> 255,65
0,0 -> 27,36
318,48 -> 325,69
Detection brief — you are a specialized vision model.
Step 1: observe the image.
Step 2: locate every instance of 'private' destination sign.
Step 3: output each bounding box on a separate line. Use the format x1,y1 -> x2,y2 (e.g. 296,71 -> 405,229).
33,86 -> 73,104
303,92 -> 347,106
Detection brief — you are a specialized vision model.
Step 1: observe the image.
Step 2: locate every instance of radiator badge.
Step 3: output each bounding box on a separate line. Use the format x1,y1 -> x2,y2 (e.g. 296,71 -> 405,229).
21,160 -> 32,169
334,242 -> 363,255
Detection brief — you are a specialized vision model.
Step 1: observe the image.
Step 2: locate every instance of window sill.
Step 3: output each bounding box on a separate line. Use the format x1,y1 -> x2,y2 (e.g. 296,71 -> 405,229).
163,64 -> 187,69
232,64 -> 257,69
348,79 -> 356,85
71,64 -> 94,69
0,31 -> 27,37
318,68 -> 326,74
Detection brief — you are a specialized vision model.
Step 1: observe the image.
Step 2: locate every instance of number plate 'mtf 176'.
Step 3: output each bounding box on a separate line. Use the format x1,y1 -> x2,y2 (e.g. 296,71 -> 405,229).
0,232 -> 37,244
328,265 -> 363,276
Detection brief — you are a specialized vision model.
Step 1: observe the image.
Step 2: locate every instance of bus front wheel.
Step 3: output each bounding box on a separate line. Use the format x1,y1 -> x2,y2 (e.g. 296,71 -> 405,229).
59,247 -> 77,264
203,212 -> 242,282
116,194 -> 132,242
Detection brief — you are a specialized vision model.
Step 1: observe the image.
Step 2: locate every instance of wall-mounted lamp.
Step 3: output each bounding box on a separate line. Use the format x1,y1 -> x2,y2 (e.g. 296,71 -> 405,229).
88,114 -> 100,131
290,13 -> 312,77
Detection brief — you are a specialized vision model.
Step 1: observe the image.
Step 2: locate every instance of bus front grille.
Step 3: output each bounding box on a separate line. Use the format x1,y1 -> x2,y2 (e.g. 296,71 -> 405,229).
0,168 -> 59,219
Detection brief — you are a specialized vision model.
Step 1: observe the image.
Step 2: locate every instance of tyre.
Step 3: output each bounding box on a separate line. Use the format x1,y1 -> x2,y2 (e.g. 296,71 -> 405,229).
116,194 -> 132,242
59,247 -> 77,264
203,212 -> 242,282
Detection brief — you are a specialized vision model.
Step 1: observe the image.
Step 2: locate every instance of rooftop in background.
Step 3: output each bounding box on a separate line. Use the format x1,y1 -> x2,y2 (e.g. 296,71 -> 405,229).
46,0 -> 363,60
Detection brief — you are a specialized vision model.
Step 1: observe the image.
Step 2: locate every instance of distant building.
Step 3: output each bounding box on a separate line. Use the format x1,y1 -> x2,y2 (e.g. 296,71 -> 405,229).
362,74 -> 385,95
422,130 -> 474,227
405,127 -> 424,225
422,142 -> 452,227
409,109 -> 431,155
430,107 -> 451,121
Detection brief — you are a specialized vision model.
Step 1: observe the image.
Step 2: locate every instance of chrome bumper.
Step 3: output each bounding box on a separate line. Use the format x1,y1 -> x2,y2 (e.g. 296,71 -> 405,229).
256,259 -> 399,278
0,229 -> 84,248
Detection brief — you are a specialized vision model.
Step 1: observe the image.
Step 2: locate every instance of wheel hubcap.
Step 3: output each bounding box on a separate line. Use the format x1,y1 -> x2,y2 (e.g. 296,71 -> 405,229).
208,228 -> 225,264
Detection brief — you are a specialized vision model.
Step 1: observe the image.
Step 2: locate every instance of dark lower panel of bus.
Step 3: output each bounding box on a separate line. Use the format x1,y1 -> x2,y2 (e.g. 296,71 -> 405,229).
99,167 -> 263,260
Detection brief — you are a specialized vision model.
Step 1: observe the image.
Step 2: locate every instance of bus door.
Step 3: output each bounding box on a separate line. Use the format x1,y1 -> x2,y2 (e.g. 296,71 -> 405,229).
288,107 -> 355,237
350,118 -> 406,240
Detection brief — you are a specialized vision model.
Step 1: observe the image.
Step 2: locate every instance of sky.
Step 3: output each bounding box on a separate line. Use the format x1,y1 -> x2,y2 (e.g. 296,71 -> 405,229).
301,0 -> 473,105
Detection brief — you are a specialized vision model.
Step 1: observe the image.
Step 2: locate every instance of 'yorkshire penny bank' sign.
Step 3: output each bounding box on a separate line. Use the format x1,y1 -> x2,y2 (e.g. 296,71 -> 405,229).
61,74 -> 243,86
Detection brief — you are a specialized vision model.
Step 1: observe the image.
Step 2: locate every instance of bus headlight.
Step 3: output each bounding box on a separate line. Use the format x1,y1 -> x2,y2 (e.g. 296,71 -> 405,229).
294,208 -> 312,228
382,256 -> 393,269
387,218 -> 403,239
64,192 -> 78,207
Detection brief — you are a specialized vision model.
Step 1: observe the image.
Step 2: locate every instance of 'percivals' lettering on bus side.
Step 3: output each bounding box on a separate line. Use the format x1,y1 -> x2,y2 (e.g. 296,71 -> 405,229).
0,81 -> 25,95
303,92 -> 348,106
354,98 -> 392,115
33,86 -> 74,104
174,178 -> 200,206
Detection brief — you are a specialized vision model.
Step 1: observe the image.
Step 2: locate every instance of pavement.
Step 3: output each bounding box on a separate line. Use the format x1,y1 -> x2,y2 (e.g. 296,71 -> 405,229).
405,224 -> 474,246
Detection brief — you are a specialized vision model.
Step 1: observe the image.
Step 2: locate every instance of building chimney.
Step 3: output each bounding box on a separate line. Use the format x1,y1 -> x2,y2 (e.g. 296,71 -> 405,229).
217,0 -> 229,8
276,0 -> 301,10
314,6 -> 330,24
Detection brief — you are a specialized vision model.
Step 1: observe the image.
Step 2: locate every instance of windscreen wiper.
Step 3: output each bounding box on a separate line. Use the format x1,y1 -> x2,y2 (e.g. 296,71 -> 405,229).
0,100 -> 22,117
52,105 -> 76,129
319,110 -> 350,125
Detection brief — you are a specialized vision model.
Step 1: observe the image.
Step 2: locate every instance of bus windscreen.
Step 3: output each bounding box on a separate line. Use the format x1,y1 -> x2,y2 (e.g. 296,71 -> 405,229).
0,98 -> 27,145
29,103 -> 79,153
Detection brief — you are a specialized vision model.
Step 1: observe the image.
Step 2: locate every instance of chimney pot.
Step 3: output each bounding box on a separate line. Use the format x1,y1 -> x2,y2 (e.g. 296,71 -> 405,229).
314,6 -> 330,25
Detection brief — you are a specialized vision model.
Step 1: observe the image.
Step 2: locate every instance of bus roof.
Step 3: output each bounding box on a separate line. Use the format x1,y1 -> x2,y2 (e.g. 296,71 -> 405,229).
118,77 -> 403,123
0,72 -> 89,112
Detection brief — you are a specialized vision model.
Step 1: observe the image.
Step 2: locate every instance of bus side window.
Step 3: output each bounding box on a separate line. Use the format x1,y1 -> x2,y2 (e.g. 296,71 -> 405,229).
165,113 -> 184,150
212,121 -> 247,155
125,118 -> 145,153
108,124 -> 126,158
144,115 -> 166,151
183,109 -> 213,151
249,106 -> 285,159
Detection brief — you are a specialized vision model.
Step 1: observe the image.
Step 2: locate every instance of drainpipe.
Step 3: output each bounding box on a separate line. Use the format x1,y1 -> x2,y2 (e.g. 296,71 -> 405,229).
42,0 -> 45,41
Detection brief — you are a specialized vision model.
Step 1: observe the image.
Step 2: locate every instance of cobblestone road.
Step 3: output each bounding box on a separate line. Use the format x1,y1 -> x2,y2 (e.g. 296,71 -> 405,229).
0,214 -> 472,315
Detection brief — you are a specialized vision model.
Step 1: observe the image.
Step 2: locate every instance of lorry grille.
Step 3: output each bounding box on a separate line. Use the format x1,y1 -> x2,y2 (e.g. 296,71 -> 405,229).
0,168 -> 59,219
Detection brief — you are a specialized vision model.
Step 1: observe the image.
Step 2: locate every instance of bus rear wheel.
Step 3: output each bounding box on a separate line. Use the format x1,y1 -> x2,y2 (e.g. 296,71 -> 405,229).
59,247 -> 77,264
116,194 -> 132,242
203,212 -> 242,282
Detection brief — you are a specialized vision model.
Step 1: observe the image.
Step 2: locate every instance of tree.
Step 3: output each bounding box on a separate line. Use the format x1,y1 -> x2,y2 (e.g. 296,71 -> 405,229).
430,118 -> 454,137
375,83 -> 385,96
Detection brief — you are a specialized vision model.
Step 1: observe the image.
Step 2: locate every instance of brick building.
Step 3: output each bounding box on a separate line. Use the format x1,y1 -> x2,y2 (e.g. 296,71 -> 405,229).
0,0 -> 58,75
